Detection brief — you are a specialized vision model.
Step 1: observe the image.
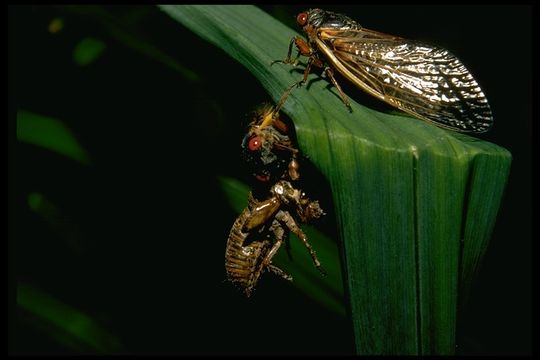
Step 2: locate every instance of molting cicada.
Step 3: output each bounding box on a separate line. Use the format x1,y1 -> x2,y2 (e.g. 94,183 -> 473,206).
272,8 -> 493,133
225,92 -> 325,297
240,85 -> 300,184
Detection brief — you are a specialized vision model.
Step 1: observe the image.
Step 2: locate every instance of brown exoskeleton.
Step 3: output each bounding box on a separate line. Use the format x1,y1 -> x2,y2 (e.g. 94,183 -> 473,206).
225,179 -> 325,297
225,88 -> 326,297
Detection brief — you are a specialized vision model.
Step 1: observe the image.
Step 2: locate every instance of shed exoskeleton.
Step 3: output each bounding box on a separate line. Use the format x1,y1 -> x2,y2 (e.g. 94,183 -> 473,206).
225,179 -> 325,297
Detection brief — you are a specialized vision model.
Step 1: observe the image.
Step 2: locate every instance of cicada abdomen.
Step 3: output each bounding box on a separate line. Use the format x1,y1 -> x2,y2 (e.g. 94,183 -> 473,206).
225,194 -> 275,297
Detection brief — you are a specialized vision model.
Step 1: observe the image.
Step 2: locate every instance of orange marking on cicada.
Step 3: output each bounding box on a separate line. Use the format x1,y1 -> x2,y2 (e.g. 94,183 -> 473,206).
294,37 -> 312,56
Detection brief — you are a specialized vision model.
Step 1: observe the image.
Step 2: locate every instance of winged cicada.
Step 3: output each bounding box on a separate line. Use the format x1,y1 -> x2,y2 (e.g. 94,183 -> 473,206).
272,8 -> 493,133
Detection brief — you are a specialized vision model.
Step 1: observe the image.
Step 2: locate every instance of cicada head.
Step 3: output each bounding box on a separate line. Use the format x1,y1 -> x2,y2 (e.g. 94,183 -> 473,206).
241,104 -> 297,184
298,8 -> 358,31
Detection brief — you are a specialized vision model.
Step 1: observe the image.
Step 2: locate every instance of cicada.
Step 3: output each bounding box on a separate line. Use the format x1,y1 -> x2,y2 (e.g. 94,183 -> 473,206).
225,179 -> 325,297
272,8 -> 493,133
225,93 -> 325,297
241,85 -> 300,183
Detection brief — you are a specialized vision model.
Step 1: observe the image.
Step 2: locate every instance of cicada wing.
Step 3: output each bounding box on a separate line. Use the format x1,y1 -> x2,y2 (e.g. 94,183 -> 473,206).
318,27 -> 493,133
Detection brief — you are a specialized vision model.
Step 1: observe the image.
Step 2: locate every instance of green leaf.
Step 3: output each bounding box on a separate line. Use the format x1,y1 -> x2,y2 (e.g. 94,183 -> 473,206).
73,37 -> 106,66
160,5 -> 511,355
62,5 -> 199,83
17,110 -> 91,165
218,176 -> 346,318
17,282 -> 121,353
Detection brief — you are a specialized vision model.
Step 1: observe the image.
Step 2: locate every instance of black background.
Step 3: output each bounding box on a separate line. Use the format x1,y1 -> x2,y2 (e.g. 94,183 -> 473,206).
9,5 -> 531,355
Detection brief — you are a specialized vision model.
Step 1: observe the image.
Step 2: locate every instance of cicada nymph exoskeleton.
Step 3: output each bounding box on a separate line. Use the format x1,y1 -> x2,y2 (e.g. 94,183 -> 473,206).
272,8 -> 493,133
225,89 -> 325,297
225,180 -> 325,297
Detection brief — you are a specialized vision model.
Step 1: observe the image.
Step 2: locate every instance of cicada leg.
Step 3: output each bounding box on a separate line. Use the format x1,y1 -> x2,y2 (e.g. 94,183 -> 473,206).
323,66 -> 352,112
273,36 -> 352,111
274,210 -> 326,276
268,264 -> 293,282
259,81 -> 299,130
271,36 -> 306,67
272,37 -> 321,87
260,218 -> 294,282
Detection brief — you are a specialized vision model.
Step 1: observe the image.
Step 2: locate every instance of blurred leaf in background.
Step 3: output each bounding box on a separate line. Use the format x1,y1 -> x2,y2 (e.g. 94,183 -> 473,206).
73,37 -> 106,67
17,283 -> 122,353
17,110 -> 91,165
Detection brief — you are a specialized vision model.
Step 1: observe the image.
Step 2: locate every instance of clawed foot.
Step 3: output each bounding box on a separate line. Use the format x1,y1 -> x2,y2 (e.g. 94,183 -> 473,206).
268,264 -> 293,282
271,59 -> 297,67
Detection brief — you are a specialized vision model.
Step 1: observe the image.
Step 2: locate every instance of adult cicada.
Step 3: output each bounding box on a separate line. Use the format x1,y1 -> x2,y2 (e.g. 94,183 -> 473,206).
272,8 -> 493,133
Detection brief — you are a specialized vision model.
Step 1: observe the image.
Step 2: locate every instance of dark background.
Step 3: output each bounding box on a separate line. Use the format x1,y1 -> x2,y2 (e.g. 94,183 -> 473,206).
9,5 -> 531,355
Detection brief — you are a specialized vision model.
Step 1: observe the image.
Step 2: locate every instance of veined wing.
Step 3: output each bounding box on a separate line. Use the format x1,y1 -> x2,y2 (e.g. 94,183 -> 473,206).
317,28 -> 492,133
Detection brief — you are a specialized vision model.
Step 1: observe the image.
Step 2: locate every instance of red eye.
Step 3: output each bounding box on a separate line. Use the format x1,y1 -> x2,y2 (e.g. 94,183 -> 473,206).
248,136 -> 262,151
297,12 -> 308,26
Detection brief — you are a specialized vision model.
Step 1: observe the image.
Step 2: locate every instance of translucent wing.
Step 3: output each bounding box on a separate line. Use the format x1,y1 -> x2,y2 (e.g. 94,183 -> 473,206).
318,28 -> 493,133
